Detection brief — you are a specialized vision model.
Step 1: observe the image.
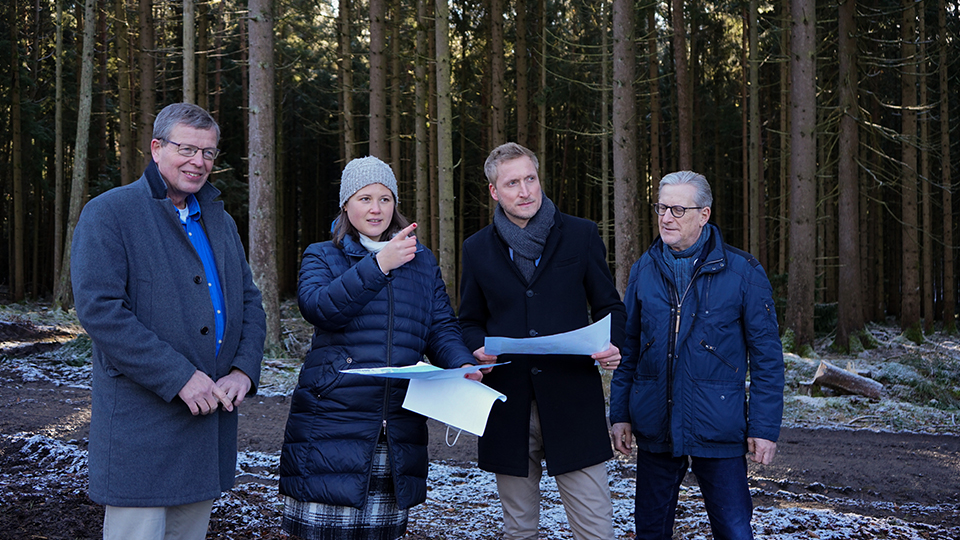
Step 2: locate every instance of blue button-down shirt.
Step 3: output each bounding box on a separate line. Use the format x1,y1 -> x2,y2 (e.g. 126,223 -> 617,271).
179,194 -> 226,356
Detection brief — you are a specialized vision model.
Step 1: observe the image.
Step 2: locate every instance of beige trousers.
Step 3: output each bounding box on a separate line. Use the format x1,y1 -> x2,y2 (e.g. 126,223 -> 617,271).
495,401 -> 615,540
103,499 -> 214,540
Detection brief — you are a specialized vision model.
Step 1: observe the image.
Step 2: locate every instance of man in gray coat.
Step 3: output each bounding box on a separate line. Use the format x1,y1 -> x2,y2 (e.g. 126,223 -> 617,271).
72,103 -> 266,540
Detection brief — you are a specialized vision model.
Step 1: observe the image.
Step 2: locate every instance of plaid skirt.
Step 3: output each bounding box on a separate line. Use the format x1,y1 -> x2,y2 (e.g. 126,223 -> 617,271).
281,440 -> 409,540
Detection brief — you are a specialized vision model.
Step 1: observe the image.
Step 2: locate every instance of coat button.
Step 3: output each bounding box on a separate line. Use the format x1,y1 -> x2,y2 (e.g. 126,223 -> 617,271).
531,367 -> 541,375
200,326 -> 210,335
346,357 -> 353,363
194,275 -> 202,284
526,290 -> 534,297
529,329 -> 538,337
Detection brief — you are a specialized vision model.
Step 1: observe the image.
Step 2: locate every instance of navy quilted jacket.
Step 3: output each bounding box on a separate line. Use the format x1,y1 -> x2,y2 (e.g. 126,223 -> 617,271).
279,234 -> 474,509
609,224 -> 784,458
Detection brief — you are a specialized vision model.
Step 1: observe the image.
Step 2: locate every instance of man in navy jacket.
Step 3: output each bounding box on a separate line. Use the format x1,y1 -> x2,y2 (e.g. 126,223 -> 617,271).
459,143 -> 626,540
610,171 -> 784,540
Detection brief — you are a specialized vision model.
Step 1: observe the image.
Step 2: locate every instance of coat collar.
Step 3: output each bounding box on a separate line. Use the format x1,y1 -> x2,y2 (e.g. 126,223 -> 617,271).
650,222 -> 727,277
143,159 -> 222,204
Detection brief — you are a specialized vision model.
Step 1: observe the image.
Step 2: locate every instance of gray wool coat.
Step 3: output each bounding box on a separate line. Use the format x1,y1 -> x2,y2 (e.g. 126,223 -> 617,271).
71,160 -> 266,507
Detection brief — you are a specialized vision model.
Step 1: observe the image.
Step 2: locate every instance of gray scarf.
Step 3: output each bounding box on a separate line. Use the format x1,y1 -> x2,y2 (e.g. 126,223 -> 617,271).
494,197 -> 556,283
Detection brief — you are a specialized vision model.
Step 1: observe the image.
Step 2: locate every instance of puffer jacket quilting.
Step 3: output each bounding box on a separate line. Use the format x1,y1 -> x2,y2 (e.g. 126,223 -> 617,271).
279,234 -> 474,509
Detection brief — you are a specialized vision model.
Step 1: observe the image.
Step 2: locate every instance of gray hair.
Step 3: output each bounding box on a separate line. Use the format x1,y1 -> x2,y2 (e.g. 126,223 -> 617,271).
152,103 -> 220,143
483,142 -> 539,185
659,171 -> 713,208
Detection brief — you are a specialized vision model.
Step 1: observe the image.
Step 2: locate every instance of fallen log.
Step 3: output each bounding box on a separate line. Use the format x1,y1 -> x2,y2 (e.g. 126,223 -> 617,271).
812,360 -> 885,400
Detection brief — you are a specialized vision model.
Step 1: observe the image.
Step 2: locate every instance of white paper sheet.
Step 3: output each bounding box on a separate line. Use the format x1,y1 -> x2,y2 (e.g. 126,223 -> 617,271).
403,377 -> 506,437
483,314 -> 611,356
342,363 -> 486,380
342,363 -> 507,437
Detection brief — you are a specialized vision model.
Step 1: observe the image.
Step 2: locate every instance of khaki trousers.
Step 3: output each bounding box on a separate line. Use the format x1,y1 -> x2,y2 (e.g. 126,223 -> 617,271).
103,499 -> 214,540
495,401 -> 615,540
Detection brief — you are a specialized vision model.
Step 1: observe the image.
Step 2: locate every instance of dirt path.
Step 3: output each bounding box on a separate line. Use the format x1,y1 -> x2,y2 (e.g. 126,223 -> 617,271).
3,379 -> 959,525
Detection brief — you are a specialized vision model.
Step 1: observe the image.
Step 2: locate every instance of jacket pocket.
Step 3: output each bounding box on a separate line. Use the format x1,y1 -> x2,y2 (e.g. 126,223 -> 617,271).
302,349 -> 352,398
692,379 -> 746,445
628,376 -> 669,444
699,340 -> 739,373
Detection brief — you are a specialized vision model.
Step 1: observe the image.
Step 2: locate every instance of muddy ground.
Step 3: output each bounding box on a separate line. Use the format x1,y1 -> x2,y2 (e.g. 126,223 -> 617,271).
2,377 -> 959,539
1,317 -> 959,539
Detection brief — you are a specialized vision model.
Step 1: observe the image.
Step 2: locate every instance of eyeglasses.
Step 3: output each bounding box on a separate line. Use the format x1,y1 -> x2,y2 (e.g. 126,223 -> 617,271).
160,138 -> 221,161
652,203 -> 705,218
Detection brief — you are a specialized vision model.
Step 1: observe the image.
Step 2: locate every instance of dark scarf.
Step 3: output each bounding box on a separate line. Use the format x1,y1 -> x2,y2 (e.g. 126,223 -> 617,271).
662,225 -> 711,299
494,196 -> 556,283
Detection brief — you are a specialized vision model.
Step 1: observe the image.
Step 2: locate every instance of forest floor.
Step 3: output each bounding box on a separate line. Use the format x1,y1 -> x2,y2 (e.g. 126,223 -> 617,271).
1,301 -> 959,539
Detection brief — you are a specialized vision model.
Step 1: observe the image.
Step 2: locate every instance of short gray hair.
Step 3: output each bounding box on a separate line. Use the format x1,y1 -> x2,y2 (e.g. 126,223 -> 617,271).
484,142 -> 539,185
152,103 -> 220,143
659,171 -> 713,208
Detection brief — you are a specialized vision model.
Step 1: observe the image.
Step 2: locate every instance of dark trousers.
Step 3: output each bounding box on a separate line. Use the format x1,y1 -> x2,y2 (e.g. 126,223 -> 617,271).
633,449 -> 754,540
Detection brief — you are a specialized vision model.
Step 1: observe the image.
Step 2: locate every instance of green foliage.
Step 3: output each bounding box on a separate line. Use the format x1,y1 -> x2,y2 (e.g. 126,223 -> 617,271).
57,335 -> 91,367
859,329 -> 879,349
902,322 -> 924,345
780,328 -> 795,354
875,352 -> 960,410
814,303 -> 838,335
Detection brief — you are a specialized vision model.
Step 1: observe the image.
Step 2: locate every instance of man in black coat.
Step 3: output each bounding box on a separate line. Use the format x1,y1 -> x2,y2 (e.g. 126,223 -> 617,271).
459,142 -> 627,540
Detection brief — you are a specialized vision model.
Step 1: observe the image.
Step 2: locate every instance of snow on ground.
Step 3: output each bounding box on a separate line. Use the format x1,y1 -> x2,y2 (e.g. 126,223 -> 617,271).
1,431 -> 957,539
3,306 -> 960,538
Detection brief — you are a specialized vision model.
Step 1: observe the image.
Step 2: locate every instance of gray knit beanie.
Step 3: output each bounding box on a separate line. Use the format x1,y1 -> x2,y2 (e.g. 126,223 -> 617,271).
338,156 -> 399,207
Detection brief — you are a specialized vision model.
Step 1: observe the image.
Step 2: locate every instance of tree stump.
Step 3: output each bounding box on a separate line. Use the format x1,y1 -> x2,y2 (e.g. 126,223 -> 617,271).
812,360 -> 885,399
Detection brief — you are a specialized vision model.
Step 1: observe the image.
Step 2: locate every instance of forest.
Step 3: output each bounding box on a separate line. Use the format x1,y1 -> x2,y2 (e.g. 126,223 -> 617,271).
1,0 -> 958,354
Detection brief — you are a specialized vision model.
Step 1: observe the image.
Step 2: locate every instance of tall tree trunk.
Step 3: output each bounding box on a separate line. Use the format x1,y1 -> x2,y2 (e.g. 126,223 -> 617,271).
672,0 -> 692,170
748,0 -> 760,256
919,10 -> 933,333
612,0 -> 639,294
183,0 -> 195,103
538,0 -> 546,166
55,0 -> 97,310
490,0 -> 505,147
116,0 -> 134,185
428,5 -> 439,249
786,0 -> 816,350
900,0 -> 920,336
390,0 -> 401,177
778,0 -> 790,277
648,3 -> 661,189
369,0 -> 388,158
940,0 -> 955,334
54,0 -> 64,292
249,0 -> 280,351
197,1 -> 209,110
415,0 -> 430,243
139,0 -> 156,167
214,0 -> 225,119
435,0 -> 455,296
835,0 -> 864,350
600,1 -> 610,255
340,0 -> 355,163
11,0 -> 25,301
516,0 -> 529,146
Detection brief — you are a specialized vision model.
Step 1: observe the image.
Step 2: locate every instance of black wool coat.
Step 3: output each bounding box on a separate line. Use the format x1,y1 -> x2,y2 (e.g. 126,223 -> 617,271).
458,207 -> 626,477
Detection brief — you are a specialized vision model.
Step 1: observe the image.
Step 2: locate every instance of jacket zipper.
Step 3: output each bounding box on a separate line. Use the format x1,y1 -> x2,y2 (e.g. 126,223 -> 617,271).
369,279 -> 395,497
666,257 -> 721,448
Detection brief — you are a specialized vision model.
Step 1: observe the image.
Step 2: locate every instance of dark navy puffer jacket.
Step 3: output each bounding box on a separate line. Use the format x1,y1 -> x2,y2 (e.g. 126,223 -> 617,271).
609,224 -> 784,459
279,234 -> 475,510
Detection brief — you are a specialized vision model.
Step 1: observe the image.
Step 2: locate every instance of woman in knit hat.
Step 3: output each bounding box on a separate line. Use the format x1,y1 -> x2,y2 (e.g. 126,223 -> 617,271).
278,156 -> 481,540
